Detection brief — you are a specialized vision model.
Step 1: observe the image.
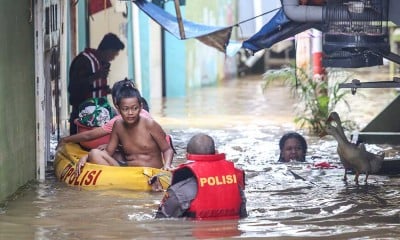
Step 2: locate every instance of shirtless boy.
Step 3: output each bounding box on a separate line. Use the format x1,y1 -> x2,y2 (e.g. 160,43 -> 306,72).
75,82 -> 174,174
58,79 -> 151,150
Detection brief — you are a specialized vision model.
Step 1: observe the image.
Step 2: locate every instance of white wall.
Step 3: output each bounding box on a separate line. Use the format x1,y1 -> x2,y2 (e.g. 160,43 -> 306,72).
237,0 -> 281,39
149,21 -> 162,99
89,0 -> 129,87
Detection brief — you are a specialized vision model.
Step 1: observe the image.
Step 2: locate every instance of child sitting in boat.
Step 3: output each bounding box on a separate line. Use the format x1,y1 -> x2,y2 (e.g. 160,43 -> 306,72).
57,79 -> 151,150
75,82 -> 174,174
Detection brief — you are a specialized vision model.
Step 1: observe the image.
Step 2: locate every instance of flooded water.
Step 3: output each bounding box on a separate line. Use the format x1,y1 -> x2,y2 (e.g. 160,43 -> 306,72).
1,67 -> 400,239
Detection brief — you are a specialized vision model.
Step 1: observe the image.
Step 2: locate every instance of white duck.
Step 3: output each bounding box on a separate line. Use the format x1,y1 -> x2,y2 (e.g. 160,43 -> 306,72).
323,112 -> 385,185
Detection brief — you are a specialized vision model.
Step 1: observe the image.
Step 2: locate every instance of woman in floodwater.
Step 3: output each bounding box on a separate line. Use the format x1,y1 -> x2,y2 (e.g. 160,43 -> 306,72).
278,132 -> 307,162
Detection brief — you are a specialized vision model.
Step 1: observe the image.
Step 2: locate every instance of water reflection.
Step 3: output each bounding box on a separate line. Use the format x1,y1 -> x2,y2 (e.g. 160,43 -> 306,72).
1,72 -> 400,239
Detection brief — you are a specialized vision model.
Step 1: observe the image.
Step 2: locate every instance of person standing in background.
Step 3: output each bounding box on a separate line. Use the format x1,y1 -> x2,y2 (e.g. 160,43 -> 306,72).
68,32 -> 125,134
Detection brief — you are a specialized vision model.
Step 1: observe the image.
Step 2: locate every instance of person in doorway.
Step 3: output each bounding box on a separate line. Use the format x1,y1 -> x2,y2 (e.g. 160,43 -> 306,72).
155,133 -> 247,219
68,32 -> 125,134
278,132 -> 308,162
75,83 -> 174,172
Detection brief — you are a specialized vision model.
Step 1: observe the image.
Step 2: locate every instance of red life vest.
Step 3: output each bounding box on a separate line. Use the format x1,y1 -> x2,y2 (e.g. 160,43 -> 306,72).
173,153 -> 244,220
82,48 -> 109,98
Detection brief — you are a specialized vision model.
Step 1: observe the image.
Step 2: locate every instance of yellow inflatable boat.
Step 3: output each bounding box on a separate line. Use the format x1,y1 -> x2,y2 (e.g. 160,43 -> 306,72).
54,143 -> 171,191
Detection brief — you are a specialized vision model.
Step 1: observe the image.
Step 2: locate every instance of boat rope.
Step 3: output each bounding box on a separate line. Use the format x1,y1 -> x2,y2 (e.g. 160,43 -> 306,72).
234,7 -> 281,27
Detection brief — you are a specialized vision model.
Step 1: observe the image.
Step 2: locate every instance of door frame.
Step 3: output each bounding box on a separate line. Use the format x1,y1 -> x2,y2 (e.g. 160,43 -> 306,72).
34,0 -> 65,180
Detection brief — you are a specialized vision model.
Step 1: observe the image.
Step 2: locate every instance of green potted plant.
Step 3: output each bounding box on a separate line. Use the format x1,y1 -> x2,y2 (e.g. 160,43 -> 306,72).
262,66 -> 355,135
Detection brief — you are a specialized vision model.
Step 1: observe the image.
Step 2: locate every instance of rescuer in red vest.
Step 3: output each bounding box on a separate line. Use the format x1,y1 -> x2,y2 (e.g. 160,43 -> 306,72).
155,133 -> 247,220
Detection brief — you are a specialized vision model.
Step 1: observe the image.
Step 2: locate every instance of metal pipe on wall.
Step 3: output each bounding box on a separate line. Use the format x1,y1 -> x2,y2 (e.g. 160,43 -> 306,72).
281,0 -> 323,22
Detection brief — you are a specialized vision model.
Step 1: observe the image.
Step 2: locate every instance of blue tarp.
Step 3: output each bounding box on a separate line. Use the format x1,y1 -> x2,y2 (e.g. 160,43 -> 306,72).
242,8 -> 323,53
132,0 -> 232,52
132,1 -> 322,54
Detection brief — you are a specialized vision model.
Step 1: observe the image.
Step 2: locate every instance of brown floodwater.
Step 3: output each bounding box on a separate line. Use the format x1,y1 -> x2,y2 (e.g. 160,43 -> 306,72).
1,67 -> 400,239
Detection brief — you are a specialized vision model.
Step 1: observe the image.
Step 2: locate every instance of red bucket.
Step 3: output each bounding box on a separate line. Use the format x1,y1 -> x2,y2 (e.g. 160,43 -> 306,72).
74,119 -> 110,149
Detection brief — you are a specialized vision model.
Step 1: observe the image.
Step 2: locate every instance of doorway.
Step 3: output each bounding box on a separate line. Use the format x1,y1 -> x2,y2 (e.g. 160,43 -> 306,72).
34,0 -> 62,180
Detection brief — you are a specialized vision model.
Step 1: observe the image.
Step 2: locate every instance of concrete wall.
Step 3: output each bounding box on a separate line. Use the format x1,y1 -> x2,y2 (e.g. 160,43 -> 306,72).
76,1 -> 240,100
85,0 -> 163,101
0,1 -> 36,202
85,1 -> 239,99
185,0 -> 238,88
164,3 -> 186,97
238,0 -> 281,39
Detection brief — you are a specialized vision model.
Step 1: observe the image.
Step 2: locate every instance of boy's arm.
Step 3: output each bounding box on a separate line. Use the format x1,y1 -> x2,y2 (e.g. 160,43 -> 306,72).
161,147 -> 174,171
58,127 -> 108,149
148,120 -> 174,170
105,120 -> 121,156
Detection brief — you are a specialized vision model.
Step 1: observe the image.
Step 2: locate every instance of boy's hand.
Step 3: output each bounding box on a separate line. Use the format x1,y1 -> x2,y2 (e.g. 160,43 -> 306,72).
74,155 -> 88,177
56,138 -> 66,150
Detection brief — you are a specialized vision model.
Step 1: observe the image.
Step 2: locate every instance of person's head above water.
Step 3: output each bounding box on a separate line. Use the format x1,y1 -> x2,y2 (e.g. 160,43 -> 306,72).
278,132 -> 307,162
187,133 -> 216,155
